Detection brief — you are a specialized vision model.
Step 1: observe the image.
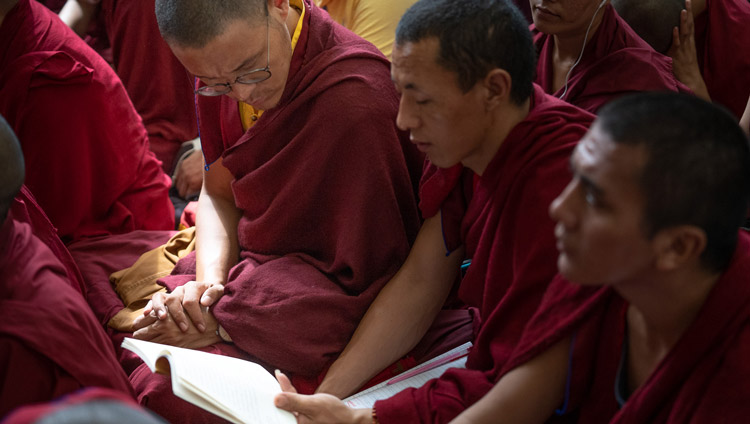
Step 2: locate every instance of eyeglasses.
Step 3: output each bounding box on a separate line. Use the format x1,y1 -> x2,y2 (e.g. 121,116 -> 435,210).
194,13 -> 272,97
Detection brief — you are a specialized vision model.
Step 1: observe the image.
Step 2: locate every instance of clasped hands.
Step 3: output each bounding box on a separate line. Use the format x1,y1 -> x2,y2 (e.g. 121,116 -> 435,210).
132,280 -> 226,349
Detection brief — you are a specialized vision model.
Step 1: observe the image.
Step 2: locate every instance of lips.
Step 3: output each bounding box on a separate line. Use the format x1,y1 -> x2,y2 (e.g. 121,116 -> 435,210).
533,4 -> 560,19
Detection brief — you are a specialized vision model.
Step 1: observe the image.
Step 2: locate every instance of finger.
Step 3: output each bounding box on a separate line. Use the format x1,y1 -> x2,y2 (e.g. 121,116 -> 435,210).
201,284 -> 225,307
684,0 -> 694,32
143,300 -> 153,316
182,285 -> 207,332
164,294 -> 192,332
133,325 -> 156,341
274,393 -> 311,415
132,313 -> 158,330
275,370 -> 298,394
150,293 -> 169,320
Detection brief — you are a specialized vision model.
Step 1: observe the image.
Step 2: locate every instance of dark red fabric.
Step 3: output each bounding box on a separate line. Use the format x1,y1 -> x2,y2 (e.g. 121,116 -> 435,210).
693,0 -> 750,120
0,0 -> 174,244
163,0 -> 422,374
375,86 -> 595,423
0,217 -> 133,417
503,231 -> 750,423
533,4 -> 688,114
131,1 -> 422,420
2,387 -> 146,424
8,186 -> 86,295
99,0 -> 198,172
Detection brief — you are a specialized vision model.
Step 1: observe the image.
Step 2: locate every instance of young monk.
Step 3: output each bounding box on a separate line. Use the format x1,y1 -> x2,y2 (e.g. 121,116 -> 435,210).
0,115 -> 134,417
271,0 -> 594,422
126,0 -> 423,421
448,92 -> 750,423
0,0 -> 174,243
530,0 -> 687,114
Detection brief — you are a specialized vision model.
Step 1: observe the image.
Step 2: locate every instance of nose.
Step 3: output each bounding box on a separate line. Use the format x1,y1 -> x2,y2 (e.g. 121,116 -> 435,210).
228,82 -> 258,104
549,179 -> 577,228
396,96 -> 419,132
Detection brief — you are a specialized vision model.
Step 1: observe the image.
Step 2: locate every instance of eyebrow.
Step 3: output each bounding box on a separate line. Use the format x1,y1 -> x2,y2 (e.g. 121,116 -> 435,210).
569,155 -> 605,197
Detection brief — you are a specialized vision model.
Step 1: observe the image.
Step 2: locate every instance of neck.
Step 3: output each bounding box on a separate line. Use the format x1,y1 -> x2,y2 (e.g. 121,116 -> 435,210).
552,5 -> 606,63
463,97 -> 531,176
619,265 -> 720,350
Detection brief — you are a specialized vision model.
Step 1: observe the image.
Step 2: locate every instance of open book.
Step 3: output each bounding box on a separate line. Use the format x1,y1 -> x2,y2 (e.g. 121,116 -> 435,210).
343,341 -> 472,409
121,338 -> 295,424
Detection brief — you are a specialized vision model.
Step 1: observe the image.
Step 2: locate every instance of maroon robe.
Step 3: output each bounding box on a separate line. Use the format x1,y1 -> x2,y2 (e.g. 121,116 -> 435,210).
0,0 -> 174,244
694,0 -> 750,120
374,85 -> 595,423
129,1 -> 422,421
99,0 -> 198,172
504,231 -> 750,423
0,216 -> 133,417
533,4 -> 687,114
9,185 -> 85,295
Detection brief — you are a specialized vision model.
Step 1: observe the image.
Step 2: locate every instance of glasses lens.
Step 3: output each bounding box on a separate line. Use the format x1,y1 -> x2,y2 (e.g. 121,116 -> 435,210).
195,84 -> 230,97
236,70 -> 272,85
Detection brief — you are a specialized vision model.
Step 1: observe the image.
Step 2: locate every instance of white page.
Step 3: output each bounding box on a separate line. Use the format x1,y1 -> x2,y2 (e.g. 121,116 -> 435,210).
343,342 -> 472,409
122,338 -> 295,424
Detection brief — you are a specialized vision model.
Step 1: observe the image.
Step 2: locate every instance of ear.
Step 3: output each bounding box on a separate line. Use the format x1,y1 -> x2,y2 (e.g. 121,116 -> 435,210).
482,69 -> 512,111
652,225 -> 707,271
270,0 -> 290,19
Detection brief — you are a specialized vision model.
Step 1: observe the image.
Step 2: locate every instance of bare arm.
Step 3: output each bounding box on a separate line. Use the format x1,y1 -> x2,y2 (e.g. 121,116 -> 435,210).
136,158 -> 241,333
450,338 -> 572,424
317,214 -> 465,398
58,0 -> 100,37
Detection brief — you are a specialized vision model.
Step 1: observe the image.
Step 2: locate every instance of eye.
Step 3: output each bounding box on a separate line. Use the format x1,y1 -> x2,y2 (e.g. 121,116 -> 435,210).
415,99 -> 431,106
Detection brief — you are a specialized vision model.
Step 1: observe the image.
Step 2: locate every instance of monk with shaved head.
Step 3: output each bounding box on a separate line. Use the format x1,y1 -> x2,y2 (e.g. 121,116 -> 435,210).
126,0 -> 423,421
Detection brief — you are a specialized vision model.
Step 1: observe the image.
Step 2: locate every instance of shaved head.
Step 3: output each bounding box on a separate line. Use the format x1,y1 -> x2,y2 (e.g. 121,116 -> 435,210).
0,115 -> 24,222
612,0 -> 683,53
155,0 -> 267,48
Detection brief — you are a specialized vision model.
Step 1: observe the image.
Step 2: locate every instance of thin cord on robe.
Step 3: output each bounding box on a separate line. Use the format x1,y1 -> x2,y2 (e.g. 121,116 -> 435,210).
559,0 -> 609,100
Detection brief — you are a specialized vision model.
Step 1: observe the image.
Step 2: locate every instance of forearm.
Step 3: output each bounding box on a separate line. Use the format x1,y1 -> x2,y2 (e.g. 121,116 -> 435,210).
58,0 -> 98,36
195,190 -> 241,285
450,338 -> 571,424
319,215 -> 464,398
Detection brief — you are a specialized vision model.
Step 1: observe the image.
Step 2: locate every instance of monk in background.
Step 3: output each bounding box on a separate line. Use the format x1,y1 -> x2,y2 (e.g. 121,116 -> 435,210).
0,114 -> 134,417
613,0 -> 750,121
450,92 -> 750,424
314,0 -> 417,60
0,0 -> 174,243
530,0 -> 687,114
59,0 -> 203,199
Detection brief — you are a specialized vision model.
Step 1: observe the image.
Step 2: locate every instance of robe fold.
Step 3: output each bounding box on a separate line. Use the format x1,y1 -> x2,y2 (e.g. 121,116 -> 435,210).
502,231 -> 750,423
9,185 -> 85,295
99,0 -> 198,171
374,85 -> 595,424
130,1 -> 422,420
693,0 -> 750,120
0,217 -> 133,417
533,4 -> 687,114
0,0 -> 174,243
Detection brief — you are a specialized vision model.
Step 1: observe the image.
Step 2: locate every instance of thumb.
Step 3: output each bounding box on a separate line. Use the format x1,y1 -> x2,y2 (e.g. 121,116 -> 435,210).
201,284 -> 225,306
274,392 -> 308,413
